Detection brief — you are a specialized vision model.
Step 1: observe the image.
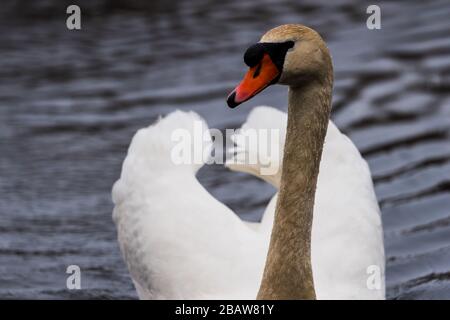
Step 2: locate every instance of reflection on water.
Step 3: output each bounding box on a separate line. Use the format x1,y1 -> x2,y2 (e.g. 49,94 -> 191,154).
0,0 -> 449,299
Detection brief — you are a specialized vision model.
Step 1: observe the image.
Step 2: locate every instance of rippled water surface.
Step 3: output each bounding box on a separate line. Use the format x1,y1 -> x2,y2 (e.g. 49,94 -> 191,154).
0,0 -> 449,299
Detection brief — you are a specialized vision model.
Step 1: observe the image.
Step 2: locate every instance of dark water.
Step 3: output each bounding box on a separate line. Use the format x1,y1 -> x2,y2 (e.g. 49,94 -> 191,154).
0,0 -> 449,299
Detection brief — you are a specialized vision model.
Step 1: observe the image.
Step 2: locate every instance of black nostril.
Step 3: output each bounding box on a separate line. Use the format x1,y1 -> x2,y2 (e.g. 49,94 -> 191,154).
253,63 -> 262,78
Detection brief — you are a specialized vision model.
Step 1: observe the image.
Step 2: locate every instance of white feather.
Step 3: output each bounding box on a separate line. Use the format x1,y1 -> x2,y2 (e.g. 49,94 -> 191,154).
113,107 -> 385,299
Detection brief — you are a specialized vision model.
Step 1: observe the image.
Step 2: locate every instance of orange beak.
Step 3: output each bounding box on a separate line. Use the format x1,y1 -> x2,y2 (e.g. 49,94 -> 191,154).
227,53 -> 280,108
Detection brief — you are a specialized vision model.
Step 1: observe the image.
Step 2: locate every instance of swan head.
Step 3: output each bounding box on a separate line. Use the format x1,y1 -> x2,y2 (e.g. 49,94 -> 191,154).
227,24 -> 333,108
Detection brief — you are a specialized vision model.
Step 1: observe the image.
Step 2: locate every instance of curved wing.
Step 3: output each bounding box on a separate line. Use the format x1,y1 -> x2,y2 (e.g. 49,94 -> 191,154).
112,111 -> 265,299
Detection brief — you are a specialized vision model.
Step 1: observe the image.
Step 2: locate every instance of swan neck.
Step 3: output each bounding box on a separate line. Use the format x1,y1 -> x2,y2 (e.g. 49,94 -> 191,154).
257,80 -> 332,300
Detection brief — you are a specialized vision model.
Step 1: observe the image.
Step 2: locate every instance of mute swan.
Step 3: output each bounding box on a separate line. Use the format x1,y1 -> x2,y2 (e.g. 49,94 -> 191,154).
112,24 -> 385,299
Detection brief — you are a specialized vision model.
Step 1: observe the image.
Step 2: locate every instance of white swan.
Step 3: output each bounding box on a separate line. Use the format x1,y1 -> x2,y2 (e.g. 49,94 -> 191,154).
112,24 -> 385,299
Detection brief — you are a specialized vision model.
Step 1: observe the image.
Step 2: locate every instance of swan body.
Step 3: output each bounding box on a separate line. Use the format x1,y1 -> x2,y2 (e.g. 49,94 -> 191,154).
113,24 -> 385,300
112,107 -> 385,299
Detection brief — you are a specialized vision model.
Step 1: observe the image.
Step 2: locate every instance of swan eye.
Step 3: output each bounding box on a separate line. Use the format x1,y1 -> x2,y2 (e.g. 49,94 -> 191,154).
262,41 -> 295,71
244,41 -> 295,72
